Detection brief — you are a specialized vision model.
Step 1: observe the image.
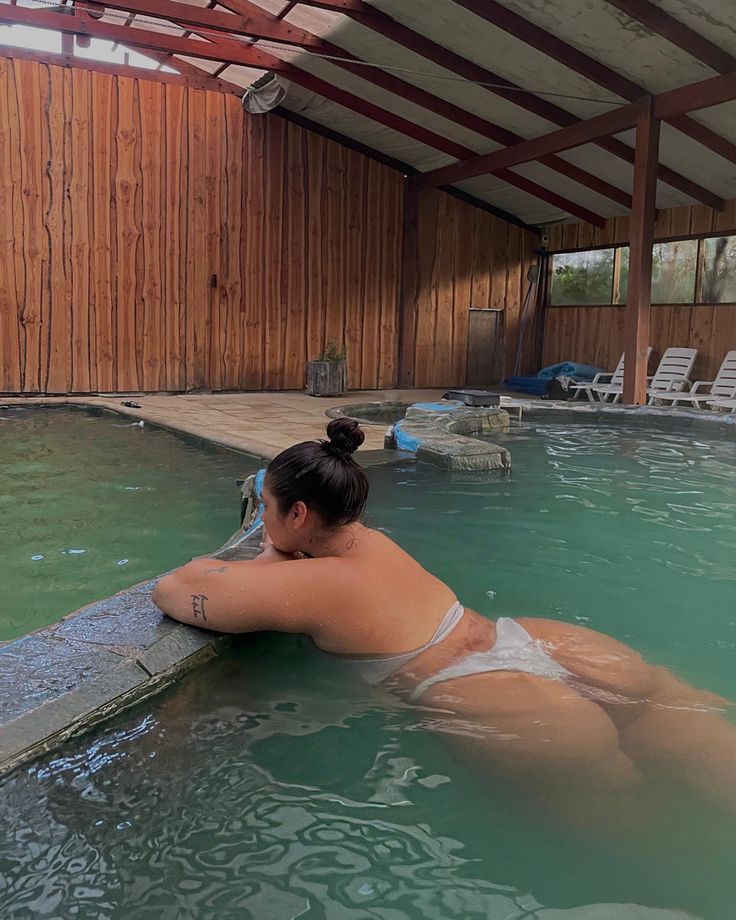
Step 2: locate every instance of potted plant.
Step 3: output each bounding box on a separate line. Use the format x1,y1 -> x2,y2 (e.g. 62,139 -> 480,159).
306,340 -> 347,397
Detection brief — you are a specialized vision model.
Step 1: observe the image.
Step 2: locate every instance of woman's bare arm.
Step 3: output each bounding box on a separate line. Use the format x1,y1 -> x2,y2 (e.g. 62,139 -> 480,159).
152,555 -> 343,635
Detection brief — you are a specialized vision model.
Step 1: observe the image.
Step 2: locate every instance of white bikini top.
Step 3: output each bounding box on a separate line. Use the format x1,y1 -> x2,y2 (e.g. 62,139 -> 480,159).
328,601 -> 466,685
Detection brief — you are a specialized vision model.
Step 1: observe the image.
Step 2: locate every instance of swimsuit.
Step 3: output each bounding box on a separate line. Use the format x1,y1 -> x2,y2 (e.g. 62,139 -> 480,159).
331,603 -> 572,701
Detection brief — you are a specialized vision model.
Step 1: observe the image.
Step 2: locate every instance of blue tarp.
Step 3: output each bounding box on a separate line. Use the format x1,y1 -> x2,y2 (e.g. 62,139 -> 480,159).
536,361 -> 605,381
504,361 -> 605,396
503,376 -> 550,395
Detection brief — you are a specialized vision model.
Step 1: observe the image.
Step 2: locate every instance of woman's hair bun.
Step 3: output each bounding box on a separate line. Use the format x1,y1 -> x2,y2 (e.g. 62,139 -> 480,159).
325,417 -> 365,455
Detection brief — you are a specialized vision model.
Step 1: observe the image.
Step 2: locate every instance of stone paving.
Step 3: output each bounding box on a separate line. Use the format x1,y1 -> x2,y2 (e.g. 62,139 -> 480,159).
0,528 -> 263,779
1,388 -> 448,458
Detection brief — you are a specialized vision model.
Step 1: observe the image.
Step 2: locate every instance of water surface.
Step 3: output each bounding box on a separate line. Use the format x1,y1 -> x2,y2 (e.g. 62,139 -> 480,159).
0,407 -> 257,640
1,420 -> 735,919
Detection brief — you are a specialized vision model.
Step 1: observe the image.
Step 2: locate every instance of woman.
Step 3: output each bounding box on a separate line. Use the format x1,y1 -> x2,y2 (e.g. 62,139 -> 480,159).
153,418 -> 736,812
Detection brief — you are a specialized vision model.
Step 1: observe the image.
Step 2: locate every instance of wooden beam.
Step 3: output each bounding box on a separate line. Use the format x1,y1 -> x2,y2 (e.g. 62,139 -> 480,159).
623,98 -> 660,405
296,0 -> 723,209
82,0 -> 327,48
412,101 -> 644,191
99,0 -> 631,208
654,69 -> 736,119
397,182 -> 419,386
604,0 -> 736,74
453,0 -> 736,165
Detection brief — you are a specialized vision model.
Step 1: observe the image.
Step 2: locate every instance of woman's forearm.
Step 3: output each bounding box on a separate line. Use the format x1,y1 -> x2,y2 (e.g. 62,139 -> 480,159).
152,561 -> 219,629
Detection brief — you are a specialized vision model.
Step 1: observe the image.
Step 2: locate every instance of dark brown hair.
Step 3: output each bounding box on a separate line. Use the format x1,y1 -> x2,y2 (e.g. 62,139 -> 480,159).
265,418 -> 369,527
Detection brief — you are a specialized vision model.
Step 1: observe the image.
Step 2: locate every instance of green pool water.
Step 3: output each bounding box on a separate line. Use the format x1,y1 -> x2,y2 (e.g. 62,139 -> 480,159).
1,420 -> 735,919
0,407 -> 257,640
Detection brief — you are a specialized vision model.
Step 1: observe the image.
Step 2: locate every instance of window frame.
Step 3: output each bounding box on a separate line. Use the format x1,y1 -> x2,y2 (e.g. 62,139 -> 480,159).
547,231 -> 736,308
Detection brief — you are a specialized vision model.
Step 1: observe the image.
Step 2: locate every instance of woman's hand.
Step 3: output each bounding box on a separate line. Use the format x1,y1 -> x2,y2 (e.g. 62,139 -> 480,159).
255,528 -> 304,563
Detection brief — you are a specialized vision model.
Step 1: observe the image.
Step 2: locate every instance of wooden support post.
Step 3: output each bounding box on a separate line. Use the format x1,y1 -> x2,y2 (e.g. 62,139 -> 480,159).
397,182 -> 419,387
623,97 -> 660,405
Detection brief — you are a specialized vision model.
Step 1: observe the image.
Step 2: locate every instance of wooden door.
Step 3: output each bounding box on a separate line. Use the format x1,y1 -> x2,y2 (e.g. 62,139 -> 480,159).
465,308 -> 504,386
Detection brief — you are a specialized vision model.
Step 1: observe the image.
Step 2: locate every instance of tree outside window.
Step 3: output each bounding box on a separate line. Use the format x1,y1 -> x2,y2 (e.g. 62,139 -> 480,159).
702,236 -> 736,303
551,249 -> 615,305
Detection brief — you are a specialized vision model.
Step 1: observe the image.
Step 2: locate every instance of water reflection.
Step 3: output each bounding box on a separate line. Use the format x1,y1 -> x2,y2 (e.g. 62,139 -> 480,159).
2,641 -> 735,919
2,423 -> 736,918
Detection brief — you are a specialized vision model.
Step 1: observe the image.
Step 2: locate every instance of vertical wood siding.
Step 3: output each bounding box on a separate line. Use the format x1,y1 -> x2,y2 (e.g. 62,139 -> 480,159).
542,304 -> 736,382
0,58 -> 407,393
408,188 -> 539,387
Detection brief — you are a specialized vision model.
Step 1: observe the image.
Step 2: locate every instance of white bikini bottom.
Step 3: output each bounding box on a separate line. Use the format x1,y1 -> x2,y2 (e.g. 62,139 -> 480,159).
409,616 -> 572,702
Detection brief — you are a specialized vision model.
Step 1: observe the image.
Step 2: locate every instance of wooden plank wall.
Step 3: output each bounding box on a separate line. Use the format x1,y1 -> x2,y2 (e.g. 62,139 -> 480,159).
543,201 -> 736,380
546,200 -> 736,252
0,58 -> 404,394
407,189 -> 539,387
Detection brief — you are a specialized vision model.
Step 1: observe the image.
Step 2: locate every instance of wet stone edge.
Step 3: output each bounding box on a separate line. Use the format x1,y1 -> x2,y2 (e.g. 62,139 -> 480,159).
0,536 -> 262,781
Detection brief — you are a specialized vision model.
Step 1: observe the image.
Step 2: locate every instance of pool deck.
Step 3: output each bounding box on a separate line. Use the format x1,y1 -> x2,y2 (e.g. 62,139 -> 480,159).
1,389 -> 449,459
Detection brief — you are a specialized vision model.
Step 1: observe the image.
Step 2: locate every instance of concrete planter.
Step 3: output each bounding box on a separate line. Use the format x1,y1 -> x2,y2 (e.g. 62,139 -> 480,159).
306,360 -> 346,397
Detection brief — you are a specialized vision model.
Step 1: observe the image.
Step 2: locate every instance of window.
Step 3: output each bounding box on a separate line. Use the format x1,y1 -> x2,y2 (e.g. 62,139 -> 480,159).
617,240 -> 697,305
651,240 -> 697,303
550,233 -> 735,307
551,249 -> 615,305
702,235 -> 736,303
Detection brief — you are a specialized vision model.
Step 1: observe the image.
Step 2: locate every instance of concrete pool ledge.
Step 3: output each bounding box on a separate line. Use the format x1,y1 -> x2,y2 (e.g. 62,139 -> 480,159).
0,389 -> 449,459
0,533 -> 263,779
517,400 -> 736,438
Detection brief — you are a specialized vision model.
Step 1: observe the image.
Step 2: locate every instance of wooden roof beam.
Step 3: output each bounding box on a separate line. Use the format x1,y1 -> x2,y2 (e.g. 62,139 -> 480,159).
654,69 -> 736,120
0,3 -> 607,225
454,0 -> 736,166
80,0 -> 327,47
416,64 -> 736,191
413,98 -> 645,190
295,0 -> 724,210
604,0 -> 736,74
94,0 -> 631,208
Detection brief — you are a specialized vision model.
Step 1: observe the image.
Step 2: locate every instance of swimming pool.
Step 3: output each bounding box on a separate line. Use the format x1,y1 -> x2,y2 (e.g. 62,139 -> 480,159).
0,407 -> 257,640
1,421 -> 734,918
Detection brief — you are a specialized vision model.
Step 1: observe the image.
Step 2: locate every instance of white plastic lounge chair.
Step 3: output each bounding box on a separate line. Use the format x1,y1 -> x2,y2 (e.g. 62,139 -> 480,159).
646,348 -> 698,404
656,351 -> 736,408
708,397 -> 736,413
571,354 -> 624,403
572,348 -> 652,404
